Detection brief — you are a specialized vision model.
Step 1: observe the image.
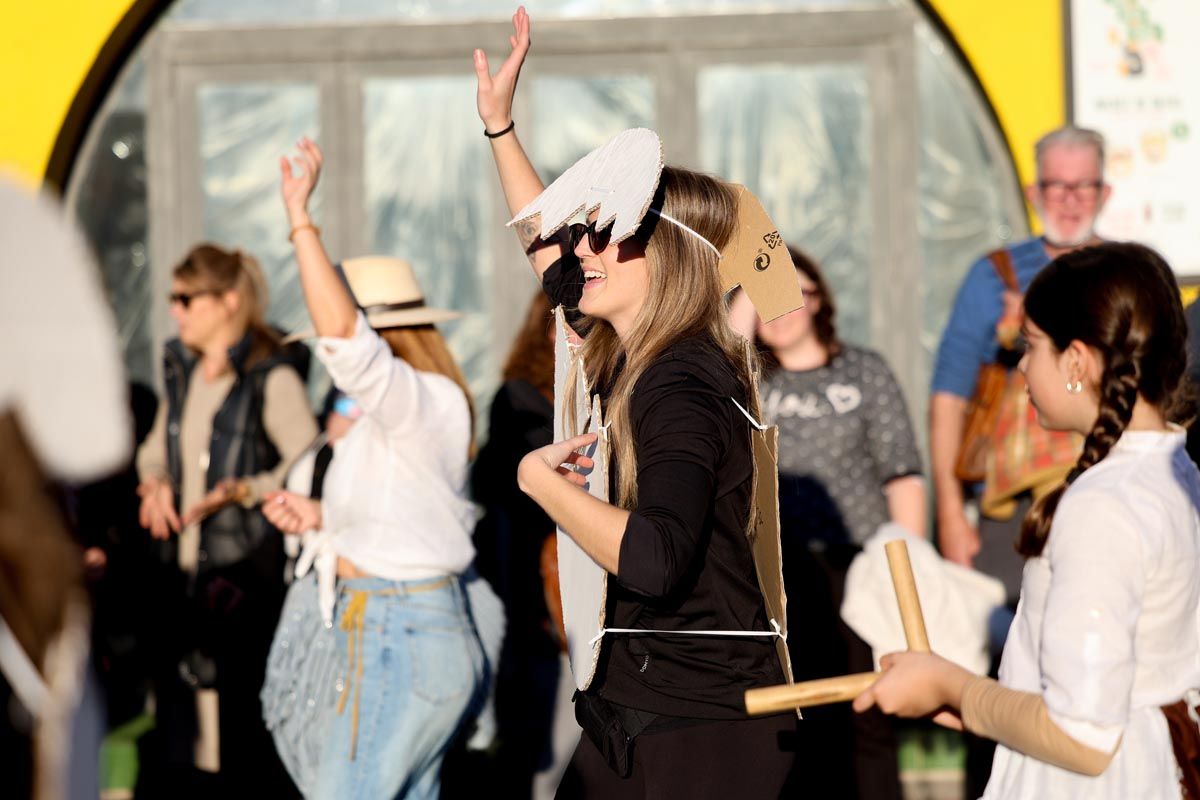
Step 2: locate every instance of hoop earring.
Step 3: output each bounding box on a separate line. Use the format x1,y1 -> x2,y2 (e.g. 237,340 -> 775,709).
1066,380 -> 1083,395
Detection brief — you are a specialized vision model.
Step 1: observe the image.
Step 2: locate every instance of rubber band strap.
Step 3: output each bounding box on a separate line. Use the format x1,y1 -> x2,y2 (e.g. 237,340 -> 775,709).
647,208 -> 721,258
730,396 -> 769,431
589,618 -> 784,648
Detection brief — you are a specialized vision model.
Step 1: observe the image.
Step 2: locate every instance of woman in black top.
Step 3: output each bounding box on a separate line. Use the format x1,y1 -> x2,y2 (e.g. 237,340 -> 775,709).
474,9 -> 795,796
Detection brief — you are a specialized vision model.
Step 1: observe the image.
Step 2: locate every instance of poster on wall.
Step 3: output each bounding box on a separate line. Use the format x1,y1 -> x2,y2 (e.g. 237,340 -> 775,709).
1071,0 -> 1200,276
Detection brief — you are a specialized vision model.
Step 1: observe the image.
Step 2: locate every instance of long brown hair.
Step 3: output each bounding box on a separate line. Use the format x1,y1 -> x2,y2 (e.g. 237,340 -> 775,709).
572,166 -> 759,508
503,291 -> 555,401
378,325 -> 476,456
173,243 -> 280,366
1017,242 -> 1189,557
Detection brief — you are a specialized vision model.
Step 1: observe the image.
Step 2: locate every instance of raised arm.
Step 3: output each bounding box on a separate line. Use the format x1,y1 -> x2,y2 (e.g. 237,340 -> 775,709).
279,137 -> 357,340
473,6 -> 566,279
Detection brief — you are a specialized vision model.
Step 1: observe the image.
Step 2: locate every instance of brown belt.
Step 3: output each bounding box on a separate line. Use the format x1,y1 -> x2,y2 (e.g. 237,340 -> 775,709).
1162,692 -> 1200,798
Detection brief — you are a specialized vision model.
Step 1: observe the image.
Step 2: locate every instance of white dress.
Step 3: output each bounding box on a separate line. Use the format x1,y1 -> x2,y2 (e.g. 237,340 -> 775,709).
983,428 -> 1200,799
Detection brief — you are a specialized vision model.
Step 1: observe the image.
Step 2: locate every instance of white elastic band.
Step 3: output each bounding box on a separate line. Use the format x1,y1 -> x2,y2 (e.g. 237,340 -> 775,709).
647,208 -> 721,258
730,396 -> 768,431
589,618 -> 784,648
0,616 -> 49,717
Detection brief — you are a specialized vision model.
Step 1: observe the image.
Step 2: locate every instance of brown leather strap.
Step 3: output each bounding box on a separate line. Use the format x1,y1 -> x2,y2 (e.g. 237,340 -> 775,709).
1162,699 -> 1200,797
986,249 -> 1019,292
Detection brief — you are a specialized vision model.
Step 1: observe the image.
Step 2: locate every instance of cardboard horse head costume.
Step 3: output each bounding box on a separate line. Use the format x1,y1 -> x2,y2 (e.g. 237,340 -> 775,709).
515,129 -> 805,692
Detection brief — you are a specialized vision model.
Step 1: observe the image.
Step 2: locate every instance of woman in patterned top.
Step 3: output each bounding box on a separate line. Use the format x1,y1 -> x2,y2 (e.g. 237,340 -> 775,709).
731,246 -> 924,800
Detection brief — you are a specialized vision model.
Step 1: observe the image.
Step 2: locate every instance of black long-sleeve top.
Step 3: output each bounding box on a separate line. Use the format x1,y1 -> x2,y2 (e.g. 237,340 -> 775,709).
543,256 -> 784,719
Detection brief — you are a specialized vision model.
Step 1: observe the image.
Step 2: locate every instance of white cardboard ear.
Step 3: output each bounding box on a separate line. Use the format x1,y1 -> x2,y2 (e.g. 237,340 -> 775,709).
719,185 -> 805,323
551,306 -> 610,691
509,128 -> 664,245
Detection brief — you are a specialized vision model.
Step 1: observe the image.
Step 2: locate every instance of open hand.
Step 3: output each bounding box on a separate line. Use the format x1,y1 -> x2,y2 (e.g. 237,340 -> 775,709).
473,6 -> 531,132
937,510 -> 980,568
263,490 -> 323,535
852,651 -> 972,725
137,477 -> 181,540
279,136 -> 323,225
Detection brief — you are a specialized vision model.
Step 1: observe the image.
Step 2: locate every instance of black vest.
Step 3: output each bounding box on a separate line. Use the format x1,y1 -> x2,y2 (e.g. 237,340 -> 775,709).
161,334 -> 307,576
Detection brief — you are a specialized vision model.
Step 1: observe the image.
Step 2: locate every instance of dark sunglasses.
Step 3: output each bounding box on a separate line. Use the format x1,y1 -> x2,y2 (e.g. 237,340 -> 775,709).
168,290 -> 218,309
568,220 -> 614,253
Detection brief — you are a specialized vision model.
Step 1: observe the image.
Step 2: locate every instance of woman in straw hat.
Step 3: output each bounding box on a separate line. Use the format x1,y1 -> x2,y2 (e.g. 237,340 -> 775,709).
261,138 -> 486,799
471,8 -> 797,796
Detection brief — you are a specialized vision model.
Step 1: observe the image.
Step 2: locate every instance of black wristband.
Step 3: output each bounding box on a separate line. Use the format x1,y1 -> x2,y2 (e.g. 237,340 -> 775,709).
484,120 -> 515,139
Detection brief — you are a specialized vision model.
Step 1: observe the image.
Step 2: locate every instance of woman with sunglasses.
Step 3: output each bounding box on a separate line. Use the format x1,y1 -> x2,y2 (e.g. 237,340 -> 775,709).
135,243 -> 317,796
473,9 -> 795,796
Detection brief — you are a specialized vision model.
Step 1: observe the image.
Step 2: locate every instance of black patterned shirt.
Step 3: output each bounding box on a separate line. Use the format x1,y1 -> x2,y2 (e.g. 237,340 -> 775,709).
761,345 -> 922,546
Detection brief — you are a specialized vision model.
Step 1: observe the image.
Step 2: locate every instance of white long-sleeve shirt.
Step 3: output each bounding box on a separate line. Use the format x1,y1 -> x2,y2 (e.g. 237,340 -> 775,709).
296,313 -> 476,624
985,427 -> 1200,800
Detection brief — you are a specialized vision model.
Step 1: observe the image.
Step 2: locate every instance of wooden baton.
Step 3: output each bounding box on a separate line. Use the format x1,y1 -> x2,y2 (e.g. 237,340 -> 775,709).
883,538 -> 929,653
744,539 -> 928,715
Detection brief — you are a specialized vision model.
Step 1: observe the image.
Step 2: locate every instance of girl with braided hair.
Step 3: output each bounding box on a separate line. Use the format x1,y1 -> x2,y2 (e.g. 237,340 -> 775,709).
853,242 -> 1200,799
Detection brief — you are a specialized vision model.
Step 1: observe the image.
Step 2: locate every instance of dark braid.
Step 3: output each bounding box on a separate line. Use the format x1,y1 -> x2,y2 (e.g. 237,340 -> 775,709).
1015,242 -> 1187,558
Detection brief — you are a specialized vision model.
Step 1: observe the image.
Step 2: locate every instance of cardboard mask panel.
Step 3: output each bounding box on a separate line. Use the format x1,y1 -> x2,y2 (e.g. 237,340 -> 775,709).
552,306 -> 610,690
748,425 -> 795,689
510,128 -> 664,246
720,186 -> 805,323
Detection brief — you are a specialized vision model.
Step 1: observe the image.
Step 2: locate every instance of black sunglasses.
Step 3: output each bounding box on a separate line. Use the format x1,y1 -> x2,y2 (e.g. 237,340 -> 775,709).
568,220 -> 614,253
168,290 -> 218,309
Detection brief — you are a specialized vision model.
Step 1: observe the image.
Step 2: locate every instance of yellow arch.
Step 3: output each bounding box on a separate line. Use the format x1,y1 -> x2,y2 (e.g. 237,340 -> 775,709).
0,0 -> 1063,196
0,1 -> 137,187
926,0 -> 1066,191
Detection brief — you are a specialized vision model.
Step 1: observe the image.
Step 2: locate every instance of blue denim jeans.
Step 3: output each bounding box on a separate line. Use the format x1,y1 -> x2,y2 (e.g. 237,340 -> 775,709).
312,576 -> 485,799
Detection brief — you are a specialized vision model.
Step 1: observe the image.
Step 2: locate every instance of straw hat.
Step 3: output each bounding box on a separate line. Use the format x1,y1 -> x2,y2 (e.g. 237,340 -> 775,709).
286,256 -> 460,342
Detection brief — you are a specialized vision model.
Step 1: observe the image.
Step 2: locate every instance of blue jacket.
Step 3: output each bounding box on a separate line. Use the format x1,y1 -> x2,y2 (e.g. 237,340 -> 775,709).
931,237 -> 1051,399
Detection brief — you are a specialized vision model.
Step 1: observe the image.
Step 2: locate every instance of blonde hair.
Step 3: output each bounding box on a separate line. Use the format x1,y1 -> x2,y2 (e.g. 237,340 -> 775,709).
377,325 -> 476,457
173,243 -> 280,365
573,167 -> 759,508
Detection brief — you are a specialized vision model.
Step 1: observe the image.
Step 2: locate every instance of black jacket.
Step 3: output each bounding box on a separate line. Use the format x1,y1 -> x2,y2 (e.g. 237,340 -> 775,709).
161,333 -> 308,576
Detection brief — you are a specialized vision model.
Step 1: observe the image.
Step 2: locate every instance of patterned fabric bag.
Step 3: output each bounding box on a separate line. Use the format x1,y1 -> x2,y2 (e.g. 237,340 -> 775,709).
261,571 -> 340,795
980,373 -> 1082,520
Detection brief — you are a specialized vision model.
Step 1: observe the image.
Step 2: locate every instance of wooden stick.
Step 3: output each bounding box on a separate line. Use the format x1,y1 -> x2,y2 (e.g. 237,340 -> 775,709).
744,539 -> 931,715
884,539 -> 930,652
744,671 -> 879,715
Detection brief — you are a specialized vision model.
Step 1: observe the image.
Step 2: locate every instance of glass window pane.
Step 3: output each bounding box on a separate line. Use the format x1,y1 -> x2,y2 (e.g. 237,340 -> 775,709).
197,82 -> 321,337
168,0 -> 895,25
530,75 -> 655,179
362,75 -> 496,406
915,22 -> 1026,372
700,62 -> 872,346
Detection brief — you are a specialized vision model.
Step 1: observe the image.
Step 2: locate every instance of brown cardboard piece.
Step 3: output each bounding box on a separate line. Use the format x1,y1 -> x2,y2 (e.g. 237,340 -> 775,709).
748,424 -> 796,694
719,185 -> 806,323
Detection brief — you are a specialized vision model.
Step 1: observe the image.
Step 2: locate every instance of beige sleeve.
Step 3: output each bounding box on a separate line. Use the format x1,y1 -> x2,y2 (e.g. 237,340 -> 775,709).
240,367 -> 319,505
961,676 -> 1117,777
135,399 -> 171,485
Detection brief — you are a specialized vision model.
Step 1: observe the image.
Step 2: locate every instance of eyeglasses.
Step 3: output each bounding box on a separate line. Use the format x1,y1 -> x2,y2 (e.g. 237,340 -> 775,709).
568,220 -> 614,253
168,290 -> 218,309
1037,180 -> 1103,203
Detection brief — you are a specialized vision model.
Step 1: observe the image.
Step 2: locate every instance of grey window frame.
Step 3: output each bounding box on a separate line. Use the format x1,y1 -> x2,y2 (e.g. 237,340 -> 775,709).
137,8 -> 922,409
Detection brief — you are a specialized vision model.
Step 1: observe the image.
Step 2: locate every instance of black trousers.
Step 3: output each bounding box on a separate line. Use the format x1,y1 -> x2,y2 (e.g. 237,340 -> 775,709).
556,713 -> 797,799
782,543 -> 902,800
